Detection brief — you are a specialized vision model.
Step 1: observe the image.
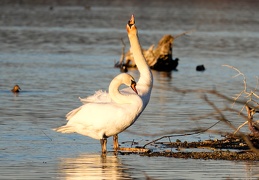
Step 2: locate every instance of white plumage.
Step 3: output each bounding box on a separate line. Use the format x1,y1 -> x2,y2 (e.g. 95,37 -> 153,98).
54,15 -> 153,154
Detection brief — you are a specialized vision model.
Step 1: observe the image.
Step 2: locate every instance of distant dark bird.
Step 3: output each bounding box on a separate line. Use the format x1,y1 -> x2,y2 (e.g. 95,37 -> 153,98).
196,64 -> 205,71
172,58 -> 179,71
11,85 -> 21,93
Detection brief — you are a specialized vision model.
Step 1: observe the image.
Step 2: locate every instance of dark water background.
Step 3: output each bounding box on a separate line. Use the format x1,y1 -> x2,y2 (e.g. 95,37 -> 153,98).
1,0 -> 259,179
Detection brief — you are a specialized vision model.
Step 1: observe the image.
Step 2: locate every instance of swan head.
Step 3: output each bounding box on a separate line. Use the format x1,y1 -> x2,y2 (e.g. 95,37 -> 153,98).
126,14 -> 137,34
113,73 -> 138,95
11,84 -> 21,93
121,73 -> 138,95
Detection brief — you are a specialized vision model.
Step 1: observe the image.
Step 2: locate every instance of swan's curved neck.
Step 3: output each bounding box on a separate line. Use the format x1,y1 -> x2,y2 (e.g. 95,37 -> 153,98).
128,31 -> 153,90
109,78 -> 135,104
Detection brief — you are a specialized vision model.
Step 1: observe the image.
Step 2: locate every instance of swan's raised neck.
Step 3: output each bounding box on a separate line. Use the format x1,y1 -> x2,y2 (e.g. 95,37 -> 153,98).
126,15 -> 153,90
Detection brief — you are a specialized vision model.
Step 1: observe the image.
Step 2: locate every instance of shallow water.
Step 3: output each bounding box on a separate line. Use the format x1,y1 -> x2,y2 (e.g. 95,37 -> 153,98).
1,0 -> 259,179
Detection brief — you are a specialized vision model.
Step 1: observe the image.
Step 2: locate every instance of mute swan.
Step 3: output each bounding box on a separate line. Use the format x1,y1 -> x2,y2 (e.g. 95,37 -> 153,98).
80,15 -> 153,150
54,73 -> 142,154
11,84 -> 21,93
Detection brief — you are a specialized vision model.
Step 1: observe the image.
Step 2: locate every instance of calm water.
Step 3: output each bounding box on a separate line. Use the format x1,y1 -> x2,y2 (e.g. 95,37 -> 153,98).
1,0 -> 259,179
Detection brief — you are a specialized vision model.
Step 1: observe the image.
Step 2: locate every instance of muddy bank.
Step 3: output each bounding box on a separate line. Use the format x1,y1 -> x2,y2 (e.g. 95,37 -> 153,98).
119,134 -> 259,161
159,134 -> 259,150
139,151 -> 259,161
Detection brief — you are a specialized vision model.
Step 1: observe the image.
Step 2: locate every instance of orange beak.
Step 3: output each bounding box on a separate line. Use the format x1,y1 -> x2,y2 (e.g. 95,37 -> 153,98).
131,80 -> 138,94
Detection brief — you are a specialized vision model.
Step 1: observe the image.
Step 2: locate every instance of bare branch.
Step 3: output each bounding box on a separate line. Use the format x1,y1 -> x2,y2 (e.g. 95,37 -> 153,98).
173,29 -> 196,39
141,120 -> 221,148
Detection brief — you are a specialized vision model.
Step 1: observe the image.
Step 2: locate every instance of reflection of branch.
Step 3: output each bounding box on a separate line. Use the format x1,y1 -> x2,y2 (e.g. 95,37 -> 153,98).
118,38 -> 126,65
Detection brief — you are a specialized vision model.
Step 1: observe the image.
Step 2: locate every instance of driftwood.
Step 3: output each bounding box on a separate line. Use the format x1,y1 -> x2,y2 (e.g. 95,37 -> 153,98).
119,147 -> 150,153
115,30 -> 194,72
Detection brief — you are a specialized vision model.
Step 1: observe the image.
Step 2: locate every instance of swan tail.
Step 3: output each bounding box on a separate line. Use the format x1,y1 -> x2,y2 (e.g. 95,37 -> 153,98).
53,125 -> 75,134
66,106 -> 82,120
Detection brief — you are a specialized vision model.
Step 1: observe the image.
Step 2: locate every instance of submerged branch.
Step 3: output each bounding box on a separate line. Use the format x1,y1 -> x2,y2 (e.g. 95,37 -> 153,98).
173,29 -> 196,39
118,38 -> 126,65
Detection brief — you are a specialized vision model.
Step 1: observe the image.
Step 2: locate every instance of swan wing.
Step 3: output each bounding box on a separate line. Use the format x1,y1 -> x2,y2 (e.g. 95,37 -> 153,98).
79,90 -> 112,104
79,88 -> 138,104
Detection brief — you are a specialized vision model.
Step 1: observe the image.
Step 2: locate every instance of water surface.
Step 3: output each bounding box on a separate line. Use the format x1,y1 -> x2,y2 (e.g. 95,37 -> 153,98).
1,1 -> 259,179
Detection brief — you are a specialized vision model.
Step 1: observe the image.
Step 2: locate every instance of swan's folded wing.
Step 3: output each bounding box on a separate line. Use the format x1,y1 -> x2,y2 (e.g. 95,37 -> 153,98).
67,102 -> 141,131
79,90 -> 112,104
79,87 -> 139,105
68,89 -> 117,121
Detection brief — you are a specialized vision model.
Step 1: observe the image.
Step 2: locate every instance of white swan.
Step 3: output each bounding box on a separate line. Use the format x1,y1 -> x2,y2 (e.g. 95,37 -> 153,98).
55,15 -> 153,154
54,73 -> 142,154
79,15 -> 153,150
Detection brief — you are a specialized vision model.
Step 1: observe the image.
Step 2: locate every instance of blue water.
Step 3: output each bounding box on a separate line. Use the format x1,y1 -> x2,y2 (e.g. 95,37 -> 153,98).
1,1 -> 259,179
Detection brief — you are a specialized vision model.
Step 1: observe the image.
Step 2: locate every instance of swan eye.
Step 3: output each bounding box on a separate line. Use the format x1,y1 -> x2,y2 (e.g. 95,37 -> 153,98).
131,80 -> 136,85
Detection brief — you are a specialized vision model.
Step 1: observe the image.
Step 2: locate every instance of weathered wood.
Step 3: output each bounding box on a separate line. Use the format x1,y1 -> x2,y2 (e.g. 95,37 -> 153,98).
116,30 -> 194,72
119,147 -> 150,153
125,34 -> 177,71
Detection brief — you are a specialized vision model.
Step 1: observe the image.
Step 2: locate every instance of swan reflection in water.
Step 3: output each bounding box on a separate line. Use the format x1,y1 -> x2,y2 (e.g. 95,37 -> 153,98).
59,154 -> 131,180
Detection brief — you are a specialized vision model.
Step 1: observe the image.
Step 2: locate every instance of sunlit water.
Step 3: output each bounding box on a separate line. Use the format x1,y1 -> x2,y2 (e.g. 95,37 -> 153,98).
1,1 -> 259,179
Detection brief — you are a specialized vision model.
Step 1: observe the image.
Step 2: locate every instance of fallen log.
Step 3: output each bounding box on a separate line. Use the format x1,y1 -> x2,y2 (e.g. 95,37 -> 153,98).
115,30 -> 194,72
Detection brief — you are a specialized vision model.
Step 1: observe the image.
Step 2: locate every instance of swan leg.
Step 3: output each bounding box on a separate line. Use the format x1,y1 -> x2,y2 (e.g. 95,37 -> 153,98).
100,138 -> 107,154
113,134 -> 119,151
